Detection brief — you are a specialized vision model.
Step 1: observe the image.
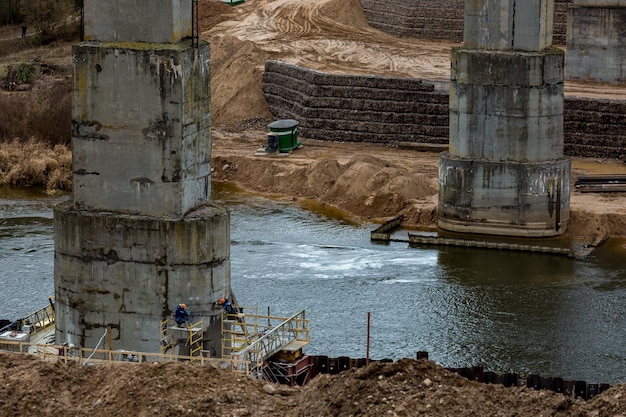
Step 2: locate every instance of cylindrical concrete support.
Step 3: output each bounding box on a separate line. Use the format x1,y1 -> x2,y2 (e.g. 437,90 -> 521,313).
438,153 -> 570,236
54,202 -> 230,353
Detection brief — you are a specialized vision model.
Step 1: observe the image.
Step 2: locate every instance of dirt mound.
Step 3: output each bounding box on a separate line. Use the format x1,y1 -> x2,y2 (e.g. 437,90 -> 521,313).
3,352 -> 626,416
201,0 -> 456,127
211,130 -> 441,224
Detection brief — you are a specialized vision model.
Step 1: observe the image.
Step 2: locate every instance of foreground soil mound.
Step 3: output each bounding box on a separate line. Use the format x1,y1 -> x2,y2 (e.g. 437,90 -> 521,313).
2,353 -> 625,417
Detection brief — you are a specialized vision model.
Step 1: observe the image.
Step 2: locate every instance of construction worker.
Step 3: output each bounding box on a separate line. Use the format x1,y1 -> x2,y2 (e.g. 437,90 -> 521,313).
174,303 -> 190,326
217,298 -> 238,316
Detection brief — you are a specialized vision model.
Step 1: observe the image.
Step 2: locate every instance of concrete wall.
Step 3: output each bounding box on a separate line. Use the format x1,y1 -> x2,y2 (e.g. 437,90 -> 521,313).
359,0 -> 572,45
54,203 -> 230,353
566,4 -> 626,84
262,60 -> 626,160
564,97 -> 626,157
72,42 -> 212,217
84,0 -> 192,43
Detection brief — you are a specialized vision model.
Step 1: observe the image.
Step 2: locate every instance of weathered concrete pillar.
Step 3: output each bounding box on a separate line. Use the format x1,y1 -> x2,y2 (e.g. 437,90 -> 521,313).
439,0 -> 571,236
55,0 -> 229,353
566,0 -> 626,84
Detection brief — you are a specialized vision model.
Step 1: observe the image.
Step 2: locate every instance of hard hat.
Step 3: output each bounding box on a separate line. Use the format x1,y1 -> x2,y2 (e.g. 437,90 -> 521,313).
180,303 -> 186,309
218,298 -> 225,304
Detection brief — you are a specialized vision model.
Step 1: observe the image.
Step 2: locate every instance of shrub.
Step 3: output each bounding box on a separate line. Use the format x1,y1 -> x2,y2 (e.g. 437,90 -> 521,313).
21,0 -> 77,43
6,62 -> 36,84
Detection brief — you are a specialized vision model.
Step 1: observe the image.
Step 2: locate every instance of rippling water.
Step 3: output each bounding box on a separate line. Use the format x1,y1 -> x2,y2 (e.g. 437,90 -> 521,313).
0,187 -> 61,322
1,184 -> 626,384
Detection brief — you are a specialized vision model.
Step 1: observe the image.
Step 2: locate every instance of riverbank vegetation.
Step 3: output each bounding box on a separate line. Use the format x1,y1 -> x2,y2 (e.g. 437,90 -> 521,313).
1,0 -> 77,192
0,139 -> 71,192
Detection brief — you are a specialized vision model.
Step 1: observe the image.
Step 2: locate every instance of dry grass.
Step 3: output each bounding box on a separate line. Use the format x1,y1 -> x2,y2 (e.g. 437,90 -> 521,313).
0,138 -> 72,193
1,23 -> 73,147
0,76 -> 71,144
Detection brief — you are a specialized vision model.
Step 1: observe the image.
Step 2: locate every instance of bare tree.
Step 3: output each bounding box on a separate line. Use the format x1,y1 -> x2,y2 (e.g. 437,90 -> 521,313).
1,0 -> 23,25
21,0 -> 75,41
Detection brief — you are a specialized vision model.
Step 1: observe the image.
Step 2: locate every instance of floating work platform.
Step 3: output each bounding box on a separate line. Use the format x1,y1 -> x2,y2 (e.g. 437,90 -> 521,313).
575,174 -> 626,193
371,216 -> 579,257
370,215 -> 404,241
407,233 -> 573,257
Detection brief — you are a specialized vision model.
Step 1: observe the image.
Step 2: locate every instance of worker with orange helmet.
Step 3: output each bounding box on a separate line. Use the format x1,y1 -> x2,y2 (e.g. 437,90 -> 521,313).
174,303 -> 191,326
217,297 -> 238,316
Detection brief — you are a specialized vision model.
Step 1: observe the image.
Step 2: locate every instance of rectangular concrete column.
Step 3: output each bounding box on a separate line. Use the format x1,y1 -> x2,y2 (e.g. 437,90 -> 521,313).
464,0 -> 554,51
72,42 -> 211,217
84,0 -> 192,43
449,49 -> 565,162
566,0 -> 626,84
57,0 -> 231,356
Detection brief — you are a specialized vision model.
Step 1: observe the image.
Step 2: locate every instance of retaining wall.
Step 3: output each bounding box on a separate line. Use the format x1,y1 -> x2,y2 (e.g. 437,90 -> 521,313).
263,60 -> 626,160
262,61 -> 449,145
359,0 -> 572,46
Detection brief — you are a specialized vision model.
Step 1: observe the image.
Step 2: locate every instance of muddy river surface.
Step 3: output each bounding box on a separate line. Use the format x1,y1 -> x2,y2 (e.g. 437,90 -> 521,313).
1,184 -> 625,385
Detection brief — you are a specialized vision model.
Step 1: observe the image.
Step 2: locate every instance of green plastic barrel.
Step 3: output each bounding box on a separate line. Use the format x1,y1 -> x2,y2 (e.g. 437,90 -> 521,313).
268,119 -> 300,153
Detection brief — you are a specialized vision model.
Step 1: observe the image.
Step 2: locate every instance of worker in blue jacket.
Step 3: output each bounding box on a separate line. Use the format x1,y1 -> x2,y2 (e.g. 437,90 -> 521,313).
218,298 -> 238,316
174,303 -> 191,326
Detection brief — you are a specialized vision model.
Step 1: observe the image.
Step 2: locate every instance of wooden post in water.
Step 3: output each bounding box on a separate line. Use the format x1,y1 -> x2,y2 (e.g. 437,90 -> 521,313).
366,312 -> 371,366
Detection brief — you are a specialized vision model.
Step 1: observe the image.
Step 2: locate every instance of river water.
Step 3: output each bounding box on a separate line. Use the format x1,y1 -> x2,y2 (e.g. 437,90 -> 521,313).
1,184 -> 625,385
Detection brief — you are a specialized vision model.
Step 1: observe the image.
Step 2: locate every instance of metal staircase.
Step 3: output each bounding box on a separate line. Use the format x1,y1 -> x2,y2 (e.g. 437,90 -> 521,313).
221,307 -> 310,375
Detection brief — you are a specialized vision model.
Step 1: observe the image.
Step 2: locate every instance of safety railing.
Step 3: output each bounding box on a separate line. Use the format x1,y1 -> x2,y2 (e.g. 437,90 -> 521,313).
188,318 -> 204,362
221,305 -> 260,356
230,310 -> 309,373
160,318 -> 175,355
0,339 -> 252,370
20,297 -> 55,336
2,303 -> 309,377
160,317 -> 204,363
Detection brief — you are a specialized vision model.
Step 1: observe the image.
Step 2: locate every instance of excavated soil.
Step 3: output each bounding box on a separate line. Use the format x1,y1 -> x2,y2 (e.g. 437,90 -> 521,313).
2,353 -> 626,417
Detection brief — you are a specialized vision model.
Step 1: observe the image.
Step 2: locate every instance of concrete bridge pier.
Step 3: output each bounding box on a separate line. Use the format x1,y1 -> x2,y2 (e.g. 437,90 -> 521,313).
438,0 -> 571,237
566,0 -> 626,84
54,0 -> 230,354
